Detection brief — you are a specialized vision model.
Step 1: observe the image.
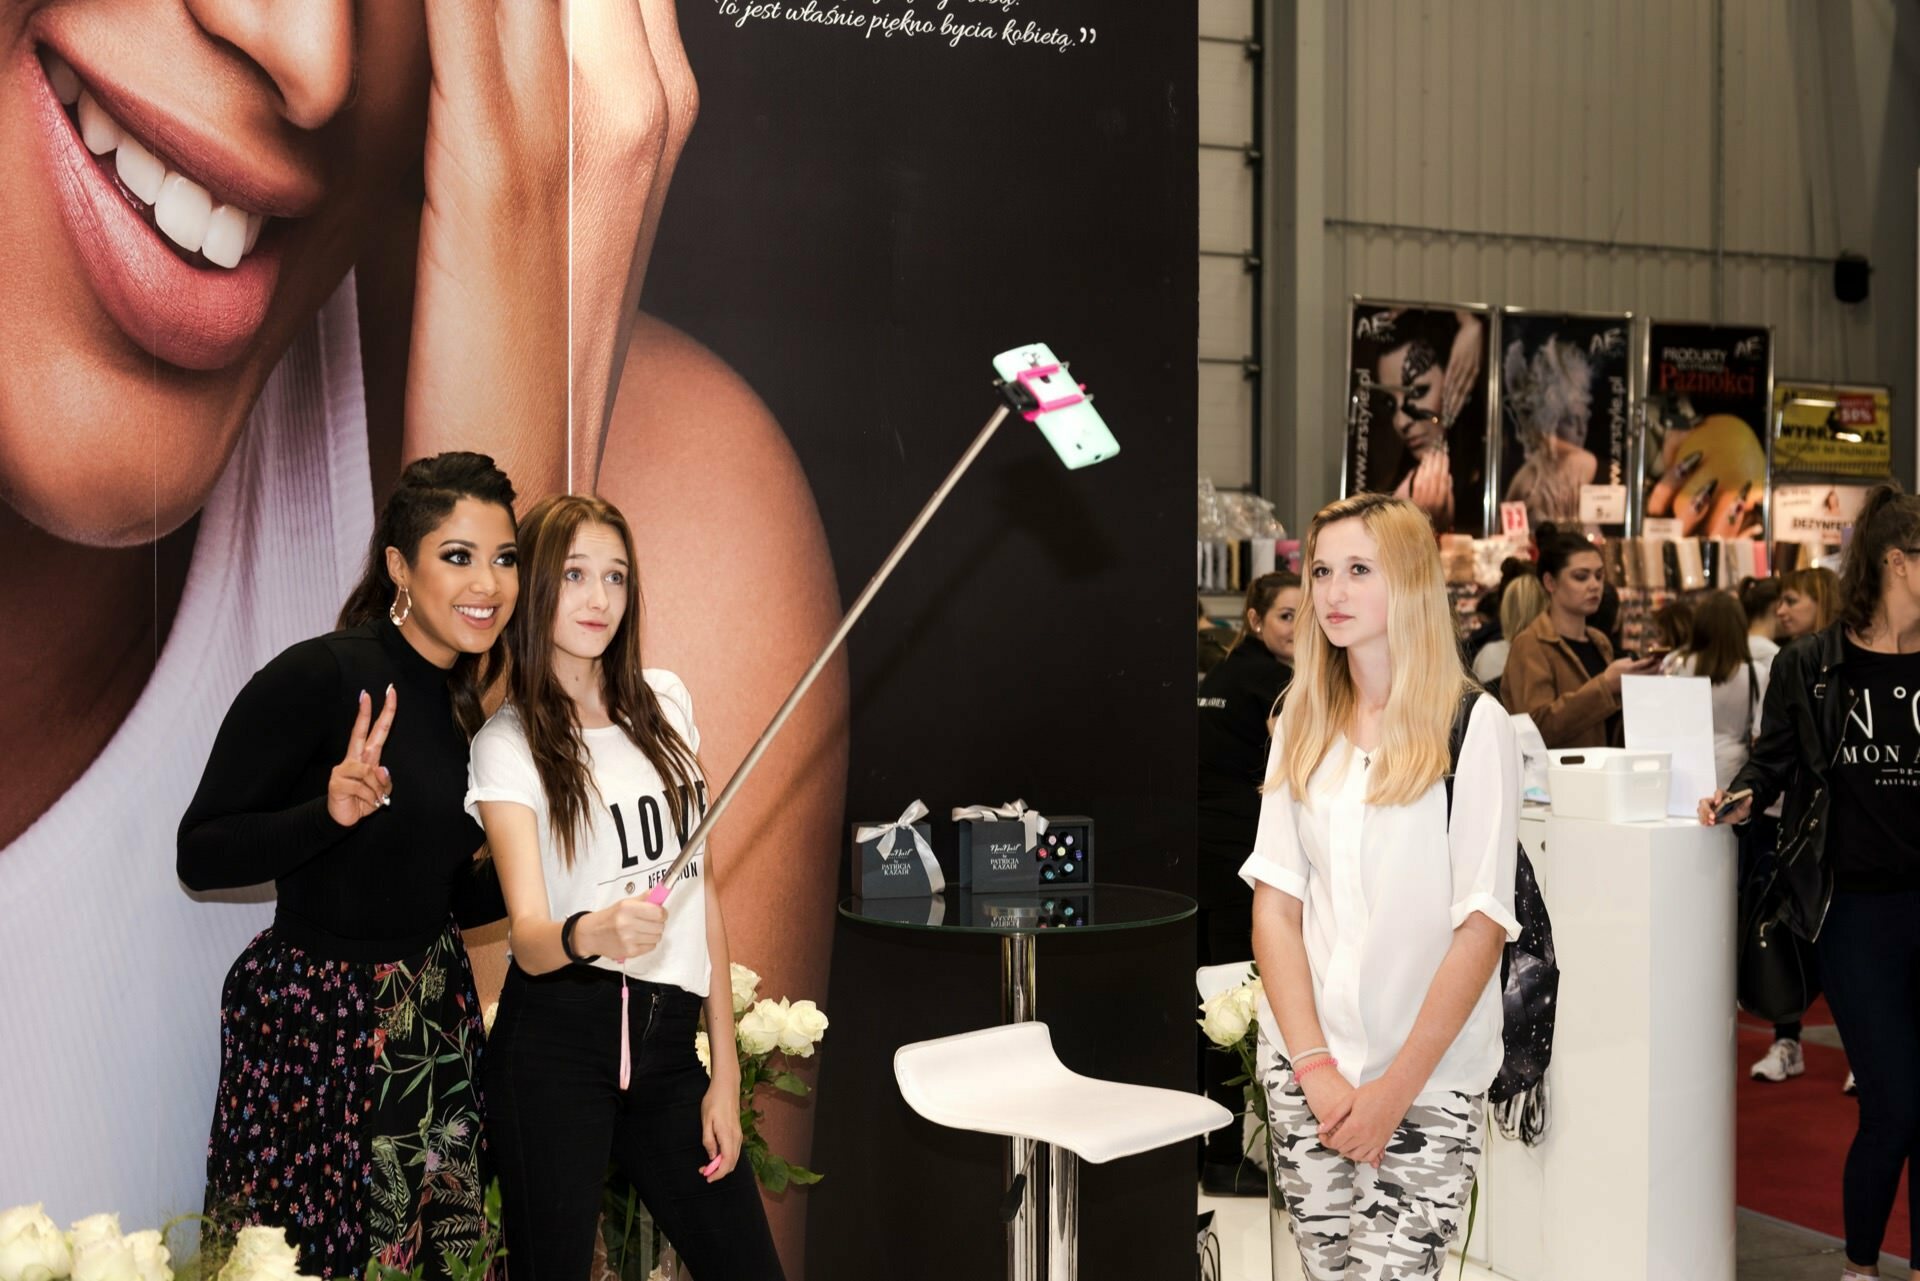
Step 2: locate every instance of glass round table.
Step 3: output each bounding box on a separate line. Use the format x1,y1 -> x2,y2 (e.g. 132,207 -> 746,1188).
841,884 -> 1196,1280
839,883 -> 1195,1021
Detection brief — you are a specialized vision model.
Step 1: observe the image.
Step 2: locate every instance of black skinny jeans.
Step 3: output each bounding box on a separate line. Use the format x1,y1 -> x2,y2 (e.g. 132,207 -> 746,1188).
484,962 -> 784,1280
1816,889 -> 1920,1268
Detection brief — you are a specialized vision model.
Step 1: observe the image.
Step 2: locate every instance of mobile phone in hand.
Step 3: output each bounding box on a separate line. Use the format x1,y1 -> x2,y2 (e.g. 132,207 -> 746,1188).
1712,788 -> 1754,823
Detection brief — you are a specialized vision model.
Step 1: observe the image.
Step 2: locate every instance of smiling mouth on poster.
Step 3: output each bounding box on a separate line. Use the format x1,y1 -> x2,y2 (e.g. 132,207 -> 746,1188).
642,344 -> 1119,906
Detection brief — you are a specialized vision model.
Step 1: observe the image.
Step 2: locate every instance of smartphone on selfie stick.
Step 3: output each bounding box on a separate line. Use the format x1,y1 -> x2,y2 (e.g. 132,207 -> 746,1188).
642,343 -> 1119,908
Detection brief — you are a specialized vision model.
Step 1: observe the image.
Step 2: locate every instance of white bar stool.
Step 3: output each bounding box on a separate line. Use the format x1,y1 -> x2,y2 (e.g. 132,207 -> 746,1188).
894,1021 -> 1232,1280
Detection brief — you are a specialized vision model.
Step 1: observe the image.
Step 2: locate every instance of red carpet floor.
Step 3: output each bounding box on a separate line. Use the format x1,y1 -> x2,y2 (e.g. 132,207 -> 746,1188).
1737,1002 -> 1911,1260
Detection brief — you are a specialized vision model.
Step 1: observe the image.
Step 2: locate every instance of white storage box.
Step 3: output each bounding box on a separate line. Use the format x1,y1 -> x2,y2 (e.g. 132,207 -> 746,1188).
1547,748 -> 1672,824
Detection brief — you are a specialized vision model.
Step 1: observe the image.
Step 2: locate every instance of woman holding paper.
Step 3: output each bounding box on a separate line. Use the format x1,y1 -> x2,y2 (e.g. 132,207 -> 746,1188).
1244,492 -> 1520,1281
467,494 -> 781,1280
1703,484 -> 1920,1281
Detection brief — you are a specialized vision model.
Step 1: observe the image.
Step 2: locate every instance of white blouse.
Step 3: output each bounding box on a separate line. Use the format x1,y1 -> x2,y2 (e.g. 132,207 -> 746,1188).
1240,693 -> 1522,1103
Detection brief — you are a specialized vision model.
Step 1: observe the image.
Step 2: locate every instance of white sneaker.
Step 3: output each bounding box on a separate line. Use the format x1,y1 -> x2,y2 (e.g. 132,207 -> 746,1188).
1750,1038 -> 1805,1081
1843,1071 -> 1858,1096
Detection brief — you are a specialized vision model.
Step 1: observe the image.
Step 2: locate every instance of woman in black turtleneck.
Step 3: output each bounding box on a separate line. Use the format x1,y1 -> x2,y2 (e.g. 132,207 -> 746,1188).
178,453 -> 518,1277
1195,570 -> 1298,1194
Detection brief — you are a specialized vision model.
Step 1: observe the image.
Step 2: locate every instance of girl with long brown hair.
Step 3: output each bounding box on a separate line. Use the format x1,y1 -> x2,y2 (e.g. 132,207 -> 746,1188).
467,494 -> 780,1279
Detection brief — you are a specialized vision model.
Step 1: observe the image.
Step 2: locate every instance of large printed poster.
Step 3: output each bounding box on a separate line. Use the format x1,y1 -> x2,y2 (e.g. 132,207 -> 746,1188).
1344,299 -> 1494,536
1497,309 -> 1633,534
1,7 -> 1198,1277
1642,322 -> 1773,539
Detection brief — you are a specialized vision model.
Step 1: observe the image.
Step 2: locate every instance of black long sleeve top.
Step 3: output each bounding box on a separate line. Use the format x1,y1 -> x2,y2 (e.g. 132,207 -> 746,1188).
178,616 -> 505,956
1197,639 -> 1291,852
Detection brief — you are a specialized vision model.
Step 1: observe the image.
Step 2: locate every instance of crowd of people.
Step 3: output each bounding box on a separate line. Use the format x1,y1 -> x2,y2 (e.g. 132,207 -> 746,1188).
1197,492 -> 1919,1281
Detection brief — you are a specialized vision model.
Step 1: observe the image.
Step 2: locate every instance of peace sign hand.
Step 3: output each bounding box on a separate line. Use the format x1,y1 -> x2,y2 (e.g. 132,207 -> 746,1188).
327,687 -> 397,827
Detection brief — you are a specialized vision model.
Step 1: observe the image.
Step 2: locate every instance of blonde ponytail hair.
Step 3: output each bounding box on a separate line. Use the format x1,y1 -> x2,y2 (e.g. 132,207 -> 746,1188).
1270,493 -> 1471,808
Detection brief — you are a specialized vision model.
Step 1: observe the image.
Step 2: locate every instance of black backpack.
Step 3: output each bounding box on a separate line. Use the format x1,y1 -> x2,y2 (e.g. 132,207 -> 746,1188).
1443,688 -> 1558,1145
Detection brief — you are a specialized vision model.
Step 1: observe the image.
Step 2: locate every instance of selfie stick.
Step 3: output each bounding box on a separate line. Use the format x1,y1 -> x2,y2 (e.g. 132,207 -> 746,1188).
645,355 -> 1108,906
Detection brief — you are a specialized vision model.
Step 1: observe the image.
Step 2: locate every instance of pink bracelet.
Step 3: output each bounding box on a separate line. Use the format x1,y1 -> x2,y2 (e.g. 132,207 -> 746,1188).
1294,1055 -> 1339,1082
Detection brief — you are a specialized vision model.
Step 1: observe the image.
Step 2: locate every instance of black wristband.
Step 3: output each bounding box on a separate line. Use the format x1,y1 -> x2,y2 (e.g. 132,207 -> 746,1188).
560,911 -> 601,965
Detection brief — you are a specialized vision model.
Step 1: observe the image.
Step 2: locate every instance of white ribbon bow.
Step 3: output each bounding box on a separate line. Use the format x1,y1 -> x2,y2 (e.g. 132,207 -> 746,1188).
949,799 -> 1050,853
854,800 -> 946,893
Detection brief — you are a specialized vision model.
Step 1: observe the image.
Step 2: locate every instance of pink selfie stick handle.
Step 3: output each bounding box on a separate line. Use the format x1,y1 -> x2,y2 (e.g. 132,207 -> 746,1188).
701,1154 -> 725,1177
644,882 -> 672,907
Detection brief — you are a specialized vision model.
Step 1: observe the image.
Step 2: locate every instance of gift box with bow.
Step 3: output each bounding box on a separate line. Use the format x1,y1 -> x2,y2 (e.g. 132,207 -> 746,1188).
953,799 -> 1050,892
850,800 -> 945,899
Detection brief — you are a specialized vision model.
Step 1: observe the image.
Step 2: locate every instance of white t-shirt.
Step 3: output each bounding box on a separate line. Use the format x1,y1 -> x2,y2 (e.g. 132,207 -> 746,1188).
0,278 -> 372,1228
1240,693 -> 1523,1103
466,673 -> 712,996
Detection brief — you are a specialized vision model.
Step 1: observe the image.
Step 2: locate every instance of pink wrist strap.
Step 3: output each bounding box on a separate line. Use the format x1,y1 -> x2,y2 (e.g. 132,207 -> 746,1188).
619,976 -> 632,1090
1294,1055 -> 1339,1082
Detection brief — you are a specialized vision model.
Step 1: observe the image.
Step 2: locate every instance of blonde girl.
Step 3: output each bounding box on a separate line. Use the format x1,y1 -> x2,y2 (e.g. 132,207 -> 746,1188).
1243,493 -> 1520,1280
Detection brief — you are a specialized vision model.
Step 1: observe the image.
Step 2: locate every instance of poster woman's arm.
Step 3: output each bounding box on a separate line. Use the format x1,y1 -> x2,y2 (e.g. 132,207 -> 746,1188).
397,0 -> 697,496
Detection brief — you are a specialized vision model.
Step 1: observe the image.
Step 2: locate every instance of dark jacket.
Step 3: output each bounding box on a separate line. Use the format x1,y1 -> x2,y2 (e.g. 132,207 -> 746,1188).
1198,642 -> 1291,839
1727,624 -> 1846,941
1196,641 -> 1291,909
1499,610 -> 1619,748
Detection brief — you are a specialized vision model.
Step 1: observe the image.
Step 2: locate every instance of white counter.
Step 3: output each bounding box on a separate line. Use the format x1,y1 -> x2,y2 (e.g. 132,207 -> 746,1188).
1466,810 -> 1737,1281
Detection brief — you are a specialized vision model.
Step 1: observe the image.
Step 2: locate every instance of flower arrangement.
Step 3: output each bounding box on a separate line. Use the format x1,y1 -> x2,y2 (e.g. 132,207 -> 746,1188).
1196,969 -> 1268,1164
0,1189 -> 502,1281
0,1206 -> 173,1281
712,963 -> 829,1194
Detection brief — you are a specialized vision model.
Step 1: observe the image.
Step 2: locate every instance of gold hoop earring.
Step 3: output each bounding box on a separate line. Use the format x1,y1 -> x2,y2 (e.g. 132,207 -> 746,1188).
390,586 -> 412,627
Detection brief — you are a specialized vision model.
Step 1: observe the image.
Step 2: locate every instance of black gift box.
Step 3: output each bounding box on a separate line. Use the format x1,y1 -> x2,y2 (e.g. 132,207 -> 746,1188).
850,820 -> 941,899
956,819 -> 1033,892
957,814 -> 1095,891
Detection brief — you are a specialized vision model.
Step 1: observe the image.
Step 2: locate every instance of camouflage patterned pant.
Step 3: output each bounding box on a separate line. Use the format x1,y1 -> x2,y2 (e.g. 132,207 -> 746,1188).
1262,1052 -> 1485,1281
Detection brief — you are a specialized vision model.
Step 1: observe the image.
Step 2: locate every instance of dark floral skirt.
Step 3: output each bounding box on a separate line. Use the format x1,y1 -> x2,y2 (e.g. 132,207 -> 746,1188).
204,921 -> 490,1278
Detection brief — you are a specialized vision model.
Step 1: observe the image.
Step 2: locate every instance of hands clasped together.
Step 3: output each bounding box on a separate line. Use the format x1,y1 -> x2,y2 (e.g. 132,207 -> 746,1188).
1299,1061 -> 1417,1169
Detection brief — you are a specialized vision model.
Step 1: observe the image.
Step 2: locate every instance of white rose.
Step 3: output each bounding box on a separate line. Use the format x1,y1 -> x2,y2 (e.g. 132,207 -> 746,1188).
65,1218 -> 120,1254
694,1030 -> 711,1075
1197,985 -> 1252,1048
729,964 -> 760,1017
0,1203 -> 72,1281
69,1239 -> 138,1281
217,1227 -> 307,1281
777,1000 -> 829,1057
736,998 -> 789,1056
122,1233 -> 169,1281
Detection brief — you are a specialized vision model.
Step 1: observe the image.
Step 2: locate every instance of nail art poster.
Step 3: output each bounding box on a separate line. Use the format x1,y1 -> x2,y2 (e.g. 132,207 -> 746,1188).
1641,322 -> 1773,539
1496,309 -> 1633,536
1343,299 -> 1495,537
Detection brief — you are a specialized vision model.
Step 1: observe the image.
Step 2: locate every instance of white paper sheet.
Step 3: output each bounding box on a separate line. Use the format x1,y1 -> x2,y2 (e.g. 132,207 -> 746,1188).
1622,674 -> 1717,818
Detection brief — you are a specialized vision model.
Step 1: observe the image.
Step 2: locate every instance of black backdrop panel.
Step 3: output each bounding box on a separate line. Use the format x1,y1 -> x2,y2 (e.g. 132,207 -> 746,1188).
641,5 -> 1199,1277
